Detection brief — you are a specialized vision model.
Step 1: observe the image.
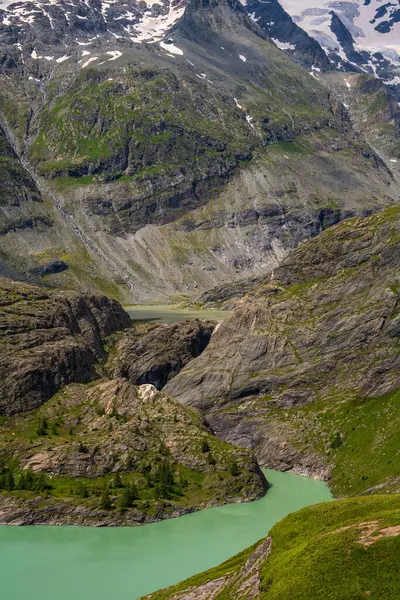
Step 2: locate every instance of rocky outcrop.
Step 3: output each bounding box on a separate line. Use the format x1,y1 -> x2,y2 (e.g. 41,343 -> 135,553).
109,319 -> 215,389
30,260 -> 69,278
164,206 -> 400,472
0,376 -> 267,525
0,277 -> 131,415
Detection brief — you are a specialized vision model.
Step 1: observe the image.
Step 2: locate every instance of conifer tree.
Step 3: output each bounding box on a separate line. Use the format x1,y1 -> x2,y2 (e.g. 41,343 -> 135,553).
100,486 -> 112,510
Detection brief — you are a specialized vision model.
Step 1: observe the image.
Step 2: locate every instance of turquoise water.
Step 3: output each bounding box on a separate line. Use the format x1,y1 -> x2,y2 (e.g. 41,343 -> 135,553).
125,304 -> 232,324
0,469 -> 331,600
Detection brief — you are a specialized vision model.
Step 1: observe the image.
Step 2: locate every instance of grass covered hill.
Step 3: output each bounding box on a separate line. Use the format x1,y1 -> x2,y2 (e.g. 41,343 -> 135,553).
144,494 -> 400,600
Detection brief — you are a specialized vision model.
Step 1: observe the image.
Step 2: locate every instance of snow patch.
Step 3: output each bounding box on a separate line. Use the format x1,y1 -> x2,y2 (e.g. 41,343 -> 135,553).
131,2 -> 186,44
272,38 -> 296,51
246,114 -> 255,130
384,76 -> 400,86
106,50 -> 123,61
159,41 -> 183,56
81,56 -> 98,68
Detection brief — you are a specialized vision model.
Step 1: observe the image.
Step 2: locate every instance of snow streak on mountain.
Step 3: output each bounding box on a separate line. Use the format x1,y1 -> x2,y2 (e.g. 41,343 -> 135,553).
0,0 -> 187,44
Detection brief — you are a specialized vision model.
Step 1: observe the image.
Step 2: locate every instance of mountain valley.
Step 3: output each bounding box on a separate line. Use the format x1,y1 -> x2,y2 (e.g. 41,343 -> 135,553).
0,0 -> 399,598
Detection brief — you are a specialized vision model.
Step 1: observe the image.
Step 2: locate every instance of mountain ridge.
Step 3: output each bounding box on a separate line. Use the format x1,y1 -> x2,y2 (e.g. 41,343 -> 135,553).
0,0 -> 398,300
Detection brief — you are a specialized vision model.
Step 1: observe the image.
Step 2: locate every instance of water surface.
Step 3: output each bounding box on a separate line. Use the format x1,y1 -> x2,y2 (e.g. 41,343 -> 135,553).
125,304 -> 232,324
0,469 -> 331,600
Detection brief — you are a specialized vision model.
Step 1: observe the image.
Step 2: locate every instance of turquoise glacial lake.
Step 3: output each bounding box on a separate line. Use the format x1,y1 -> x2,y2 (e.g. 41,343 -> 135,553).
0,469 -> 332,600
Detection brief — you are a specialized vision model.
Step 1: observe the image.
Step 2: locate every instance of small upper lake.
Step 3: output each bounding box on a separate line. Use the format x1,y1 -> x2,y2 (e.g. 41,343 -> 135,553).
0,469 -> 332,600
125,304 -> 232,324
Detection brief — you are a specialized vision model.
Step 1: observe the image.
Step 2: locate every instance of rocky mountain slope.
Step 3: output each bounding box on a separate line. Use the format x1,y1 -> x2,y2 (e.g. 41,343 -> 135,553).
164,204 -> 400,492
0,276 -> 266,525
321,70 -> 400,164
0,126 -> 134,300
0,0 -> 398,301
143,494 -> 400,600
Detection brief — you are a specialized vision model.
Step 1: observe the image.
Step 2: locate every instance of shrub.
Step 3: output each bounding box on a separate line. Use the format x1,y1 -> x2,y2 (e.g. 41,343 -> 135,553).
330,432 -> 343,449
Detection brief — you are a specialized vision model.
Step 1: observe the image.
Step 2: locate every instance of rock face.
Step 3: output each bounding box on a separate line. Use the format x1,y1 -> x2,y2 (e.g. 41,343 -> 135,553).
164,205 -> 400,472
0,277 -> 131,415
109,320 -> 215,389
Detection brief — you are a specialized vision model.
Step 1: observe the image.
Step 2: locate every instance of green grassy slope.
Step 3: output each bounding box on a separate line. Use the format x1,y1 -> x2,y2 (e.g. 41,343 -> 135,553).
145,494 -> 400,600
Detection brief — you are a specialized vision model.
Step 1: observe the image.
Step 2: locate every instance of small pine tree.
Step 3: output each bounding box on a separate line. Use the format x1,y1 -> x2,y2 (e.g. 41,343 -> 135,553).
4,470 -> 15,491
154,462 -> 174,486
25,469 -> 34,491
34,472 -> 49,493
110,407 -> 119,419
36,417 -> 48,436
200,439 -> 210,453
229,461 -> 240,476
77,482 -> 89,498
207,453 -> 216,466
18,472 -> 26,490
118,485 -> 135,510
129,482 -> 139,501
154,482 -> 165,500
100,486 -> 112,510
112,472 -> 123,488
